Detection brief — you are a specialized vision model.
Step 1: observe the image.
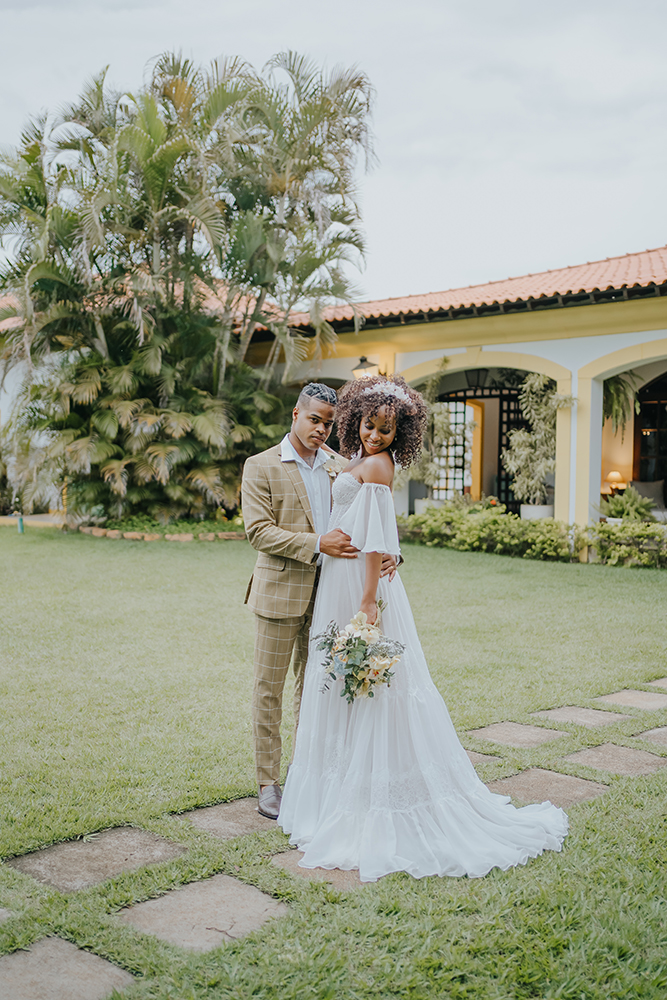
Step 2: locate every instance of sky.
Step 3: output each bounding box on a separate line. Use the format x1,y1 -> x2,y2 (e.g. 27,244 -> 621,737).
1,0 -> 666,304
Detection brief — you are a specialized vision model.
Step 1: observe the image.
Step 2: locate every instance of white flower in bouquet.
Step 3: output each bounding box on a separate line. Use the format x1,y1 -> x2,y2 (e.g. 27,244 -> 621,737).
315,604 -> 405,704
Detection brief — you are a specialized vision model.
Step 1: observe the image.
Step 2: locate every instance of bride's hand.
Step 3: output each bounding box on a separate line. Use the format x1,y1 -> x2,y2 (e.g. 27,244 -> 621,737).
359,598 -> 378,624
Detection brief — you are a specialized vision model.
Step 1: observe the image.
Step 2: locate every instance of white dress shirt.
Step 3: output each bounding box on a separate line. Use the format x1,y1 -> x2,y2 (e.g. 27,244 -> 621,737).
280,434 -> 331,553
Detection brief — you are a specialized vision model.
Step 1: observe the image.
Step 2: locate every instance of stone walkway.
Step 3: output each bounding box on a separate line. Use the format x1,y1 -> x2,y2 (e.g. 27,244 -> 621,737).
2,679 -> 667,998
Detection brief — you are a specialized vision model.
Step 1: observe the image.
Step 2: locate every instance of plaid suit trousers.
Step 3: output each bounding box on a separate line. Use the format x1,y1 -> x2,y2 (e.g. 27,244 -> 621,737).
252,582 -> 316,786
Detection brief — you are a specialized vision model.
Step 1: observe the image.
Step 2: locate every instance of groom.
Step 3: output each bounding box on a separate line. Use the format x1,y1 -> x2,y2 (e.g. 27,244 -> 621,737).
242,382 -> 398,819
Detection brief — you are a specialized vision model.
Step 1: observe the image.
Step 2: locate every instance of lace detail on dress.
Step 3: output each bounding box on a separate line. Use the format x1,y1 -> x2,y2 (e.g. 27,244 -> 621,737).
328,472 -> 363,531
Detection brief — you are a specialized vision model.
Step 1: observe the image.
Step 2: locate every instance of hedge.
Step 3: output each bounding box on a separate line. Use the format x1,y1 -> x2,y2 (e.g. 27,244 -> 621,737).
397,499 -> 667,567
398,501 -> 585,562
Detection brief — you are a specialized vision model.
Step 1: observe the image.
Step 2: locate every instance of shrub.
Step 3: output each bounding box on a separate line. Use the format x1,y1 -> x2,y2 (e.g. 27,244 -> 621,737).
398,499 -> 584,562
589,522 -> 667,568
105,512 -> 244,535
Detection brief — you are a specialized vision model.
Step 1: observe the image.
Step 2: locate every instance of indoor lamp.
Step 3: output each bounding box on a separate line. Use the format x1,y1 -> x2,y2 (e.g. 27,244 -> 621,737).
605,470 -> 626,494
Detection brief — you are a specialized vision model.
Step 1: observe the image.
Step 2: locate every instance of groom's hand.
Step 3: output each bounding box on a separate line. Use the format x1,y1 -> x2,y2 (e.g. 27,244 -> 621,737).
319,529 -> 359,558
381,554 -> 398,581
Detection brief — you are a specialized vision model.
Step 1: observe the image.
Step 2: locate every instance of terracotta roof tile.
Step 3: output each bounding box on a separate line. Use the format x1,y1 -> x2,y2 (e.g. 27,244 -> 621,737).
290,245 -> 667,326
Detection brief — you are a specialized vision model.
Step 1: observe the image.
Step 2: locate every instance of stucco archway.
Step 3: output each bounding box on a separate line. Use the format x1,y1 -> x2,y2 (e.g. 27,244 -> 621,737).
399,348 -> 574,521
399,348 -> 571,387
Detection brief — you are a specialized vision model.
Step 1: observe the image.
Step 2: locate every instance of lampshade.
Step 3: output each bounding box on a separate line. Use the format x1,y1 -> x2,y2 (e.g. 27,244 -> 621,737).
352,356 -> 380,379
605,471 -> 623,484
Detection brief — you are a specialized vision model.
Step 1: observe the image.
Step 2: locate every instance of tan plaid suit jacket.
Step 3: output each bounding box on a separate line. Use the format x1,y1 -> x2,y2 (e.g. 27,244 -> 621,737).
242,444 -> 321,619
241,442 -> 331,785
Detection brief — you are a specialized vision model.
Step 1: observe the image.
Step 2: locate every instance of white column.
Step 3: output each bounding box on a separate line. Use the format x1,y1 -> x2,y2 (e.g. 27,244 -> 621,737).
574,375 -> 604,526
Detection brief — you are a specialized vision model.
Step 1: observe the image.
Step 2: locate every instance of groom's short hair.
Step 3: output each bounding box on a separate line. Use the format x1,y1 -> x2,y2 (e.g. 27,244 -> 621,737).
297,383 -> 338,407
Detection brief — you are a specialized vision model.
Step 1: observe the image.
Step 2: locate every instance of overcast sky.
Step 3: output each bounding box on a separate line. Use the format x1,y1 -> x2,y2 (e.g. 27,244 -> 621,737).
1,0 -> 666,303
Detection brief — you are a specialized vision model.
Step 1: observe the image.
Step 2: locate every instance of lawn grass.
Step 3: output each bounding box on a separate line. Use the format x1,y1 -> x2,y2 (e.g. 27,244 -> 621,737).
1,526 -> 667,998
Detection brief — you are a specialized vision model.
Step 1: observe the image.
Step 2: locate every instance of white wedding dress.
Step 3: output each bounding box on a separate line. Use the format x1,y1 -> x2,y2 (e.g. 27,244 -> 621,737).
279,473 -> 568,881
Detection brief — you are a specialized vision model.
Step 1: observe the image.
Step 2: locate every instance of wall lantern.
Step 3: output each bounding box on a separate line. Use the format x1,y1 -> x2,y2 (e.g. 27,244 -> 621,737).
464,368 -> 489,389
352,356 -> 380,379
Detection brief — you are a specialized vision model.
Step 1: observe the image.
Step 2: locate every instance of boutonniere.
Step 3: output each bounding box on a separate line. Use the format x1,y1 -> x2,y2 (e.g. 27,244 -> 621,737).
323,454 -> 346,481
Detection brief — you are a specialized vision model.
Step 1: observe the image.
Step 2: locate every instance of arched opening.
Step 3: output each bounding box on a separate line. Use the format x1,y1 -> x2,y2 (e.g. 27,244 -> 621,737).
433,368 -> 531,512
577,340 -> 667,526
405,366 -> 536,514
597,361 -> 667,510
634,371 -> 667,487
400,349 -> 572,518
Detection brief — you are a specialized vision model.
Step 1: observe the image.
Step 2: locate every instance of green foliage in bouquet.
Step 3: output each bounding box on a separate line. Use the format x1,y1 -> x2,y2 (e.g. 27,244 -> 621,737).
599,485 -> 656,522
315,607 -> 405,703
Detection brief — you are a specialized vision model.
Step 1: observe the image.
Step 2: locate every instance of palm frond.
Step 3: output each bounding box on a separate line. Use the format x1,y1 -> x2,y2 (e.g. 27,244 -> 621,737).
100,456 -> 133,496
191,408 -> 229,447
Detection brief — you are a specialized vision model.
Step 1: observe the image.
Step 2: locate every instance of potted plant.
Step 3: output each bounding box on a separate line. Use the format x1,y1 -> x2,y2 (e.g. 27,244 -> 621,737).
502,373 -> 574,520
598,485 -> 656,524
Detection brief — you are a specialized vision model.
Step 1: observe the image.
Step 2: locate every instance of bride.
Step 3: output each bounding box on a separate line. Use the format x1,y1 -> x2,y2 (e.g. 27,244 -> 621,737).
279,375 -> 568,881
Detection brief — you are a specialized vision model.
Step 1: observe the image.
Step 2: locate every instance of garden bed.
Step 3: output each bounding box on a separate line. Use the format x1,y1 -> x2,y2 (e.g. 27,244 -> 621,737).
75,513 -> 246,542
399,499 -> 667,568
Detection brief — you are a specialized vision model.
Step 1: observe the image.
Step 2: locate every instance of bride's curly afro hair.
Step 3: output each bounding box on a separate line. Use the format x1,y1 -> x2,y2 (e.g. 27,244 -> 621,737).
336,375 -> 428,468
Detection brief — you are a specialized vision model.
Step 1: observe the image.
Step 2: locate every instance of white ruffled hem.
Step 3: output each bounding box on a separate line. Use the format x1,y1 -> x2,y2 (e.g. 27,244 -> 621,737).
280,771 -> 568,882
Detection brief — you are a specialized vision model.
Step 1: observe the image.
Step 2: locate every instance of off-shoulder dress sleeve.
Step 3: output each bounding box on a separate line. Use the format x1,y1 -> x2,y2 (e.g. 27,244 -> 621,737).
337,482 -> 401,555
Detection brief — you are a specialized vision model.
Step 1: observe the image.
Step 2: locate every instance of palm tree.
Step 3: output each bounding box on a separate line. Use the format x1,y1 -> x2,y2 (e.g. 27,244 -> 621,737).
0,51 -> 373,521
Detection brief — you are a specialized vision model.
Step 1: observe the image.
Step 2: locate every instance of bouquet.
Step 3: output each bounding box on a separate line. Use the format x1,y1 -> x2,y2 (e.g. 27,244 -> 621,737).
315,601 -> 405,704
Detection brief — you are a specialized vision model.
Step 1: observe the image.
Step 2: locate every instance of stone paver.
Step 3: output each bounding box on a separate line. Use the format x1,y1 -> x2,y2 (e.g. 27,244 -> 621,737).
636,726 -> 667,746
272,850 -> 363,890
0,937 -> 134,1000
649,677 -> 667,690
466,749 -> 501,765
0,906 -> 13,922
595,689 -> 667,711
487,767 -> 607,809
486,768 -> 607,808
531,706 -> 630,728
565,743 -> 667,776
183,798 -> 276,840
466,721 -> 566,748
117,873 -> 287,950
7,828 -> 184,892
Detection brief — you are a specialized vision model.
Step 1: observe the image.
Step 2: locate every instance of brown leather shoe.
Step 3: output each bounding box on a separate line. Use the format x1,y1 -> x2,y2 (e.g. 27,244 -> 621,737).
257,784 -> 282,820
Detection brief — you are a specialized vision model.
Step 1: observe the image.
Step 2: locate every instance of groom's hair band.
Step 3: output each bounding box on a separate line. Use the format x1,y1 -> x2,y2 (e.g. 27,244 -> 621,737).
298,382 -> 338,407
